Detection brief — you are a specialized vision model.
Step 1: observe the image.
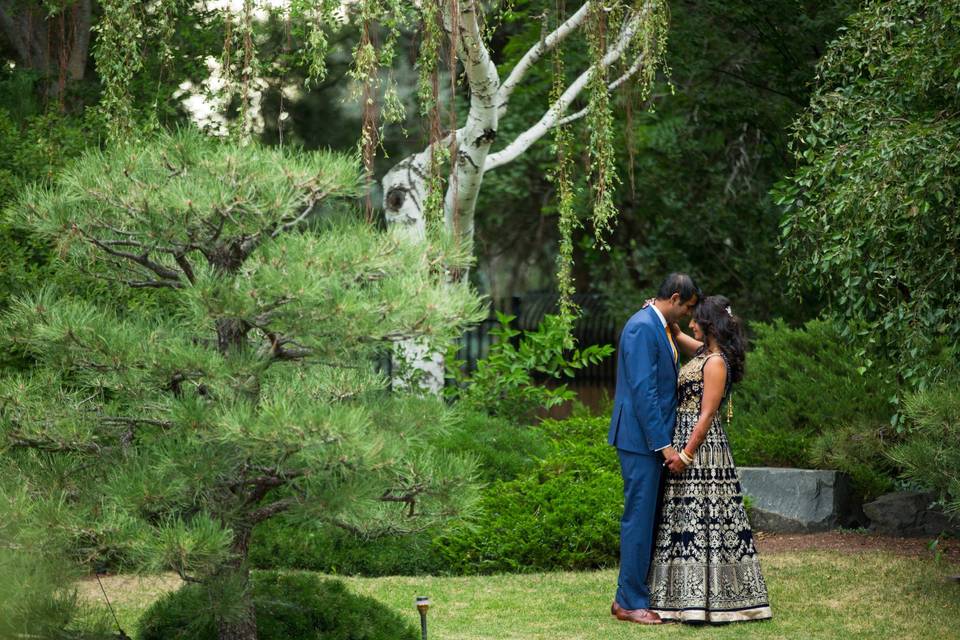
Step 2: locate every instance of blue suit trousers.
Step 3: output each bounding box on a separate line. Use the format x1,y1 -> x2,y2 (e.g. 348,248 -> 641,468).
615,448 -> 664,610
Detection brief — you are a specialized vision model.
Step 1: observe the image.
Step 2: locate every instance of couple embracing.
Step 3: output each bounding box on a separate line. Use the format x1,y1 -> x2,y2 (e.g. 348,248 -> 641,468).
608,273 -> 772,625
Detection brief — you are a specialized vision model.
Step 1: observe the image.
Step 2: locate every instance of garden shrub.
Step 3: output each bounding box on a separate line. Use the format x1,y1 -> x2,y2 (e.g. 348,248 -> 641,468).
728,319 -> 899,499
729,319 -> 893,467
428,409 -> 548,484
138,570 -> 417,640
434,416 -> 622,574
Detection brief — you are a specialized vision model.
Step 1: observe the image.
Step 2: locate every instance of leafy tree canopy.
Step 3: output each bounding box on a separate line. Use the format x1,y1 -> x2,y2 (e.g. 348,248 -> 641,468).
776,0 -> 960,386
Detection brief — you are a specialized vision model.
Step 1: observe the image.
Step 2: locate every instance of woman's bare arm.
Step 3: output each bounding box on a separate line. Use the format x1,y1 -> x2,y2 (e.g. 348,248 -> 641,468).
671,323 -> 703,358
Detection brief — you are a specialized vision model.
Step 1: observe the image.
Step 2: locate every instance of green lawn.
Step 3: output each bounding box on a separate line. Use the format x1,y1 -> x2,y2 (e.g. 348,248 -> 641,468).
83,550 -> 960,640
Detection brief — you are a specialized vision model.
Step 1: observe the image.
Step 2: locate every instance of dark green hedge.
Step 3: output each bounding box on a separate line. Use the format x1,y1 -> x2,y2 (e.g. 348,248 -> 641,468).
728,319 -> 897,498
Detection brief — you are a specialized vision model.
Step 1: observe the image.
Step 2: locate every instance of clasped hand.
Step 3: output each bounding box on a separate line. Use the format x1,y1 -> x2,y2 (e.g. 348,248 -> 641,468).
661,447 -> 688,475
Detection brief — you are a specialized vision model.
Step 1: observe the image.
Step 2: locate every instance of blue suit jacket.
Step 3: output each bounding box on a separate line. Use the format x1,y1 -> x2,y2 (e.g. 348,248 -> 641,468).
607,305 -> 678,455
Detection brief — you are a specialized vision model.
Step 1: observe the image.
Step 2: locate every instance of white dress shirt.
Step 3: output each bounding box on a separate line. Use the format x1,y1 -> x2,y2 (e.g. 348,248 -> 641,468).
650,303 -> 671,453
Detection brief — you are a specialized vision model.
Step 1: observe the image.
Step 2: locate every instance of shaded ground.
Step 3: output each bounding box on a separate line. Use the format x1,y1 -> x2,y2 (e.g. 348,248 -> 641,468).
755,530 -> 960,563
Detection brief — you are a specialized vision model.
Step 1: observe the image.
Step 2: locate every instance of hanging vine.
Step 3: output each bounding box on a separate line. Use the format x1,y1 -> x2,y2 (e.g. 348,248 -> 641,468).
289,0 -> 340,85
417,0 -> 448,228
94,0 -> 145,141
584,1 -> 620,251
551,0 -> 580,324
237,0 -> 259,142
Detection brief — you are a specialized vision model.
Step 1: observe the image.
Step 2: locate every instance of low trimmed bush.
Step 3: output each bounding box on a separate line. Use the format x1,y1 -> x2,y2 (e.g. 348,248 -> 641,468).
434,416 -> 622,573
138,571 -> 417,640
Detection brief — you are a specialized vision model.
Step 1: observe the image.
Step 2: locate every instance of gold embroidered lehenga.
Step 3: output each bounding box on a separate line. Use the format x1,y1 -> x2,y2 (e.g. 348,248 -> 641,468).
647,352 -> 772,623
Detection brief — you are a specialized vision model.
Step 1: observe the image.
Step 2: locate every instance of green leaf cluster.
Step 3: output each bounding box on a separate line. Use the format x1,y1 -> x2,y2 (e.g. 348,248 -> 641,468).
445,313 -> 613,420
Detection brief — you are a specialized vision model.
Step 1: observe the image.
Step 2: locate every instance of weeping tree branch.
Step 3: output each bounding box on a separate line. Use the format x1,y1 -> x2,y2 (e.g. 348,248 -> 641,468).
383,1 -> 658,230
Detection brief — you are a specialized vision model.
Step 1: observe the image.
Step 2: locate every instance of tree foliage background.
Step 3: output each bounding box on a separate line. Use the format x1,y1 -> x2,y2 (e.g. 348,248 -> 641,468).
777,0 -> 960,388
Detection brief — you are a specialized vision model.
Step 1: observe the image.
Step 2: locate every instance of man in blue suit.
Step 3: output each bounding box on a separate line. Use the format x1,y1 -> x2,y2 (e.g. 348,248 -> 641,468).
608,273 -> 700,625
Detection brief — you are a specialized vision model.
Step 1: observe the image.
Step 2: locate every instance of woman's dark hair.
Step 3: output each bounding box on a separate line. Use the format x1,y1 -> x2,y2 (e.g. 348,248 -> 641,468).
693,295 -> 747,386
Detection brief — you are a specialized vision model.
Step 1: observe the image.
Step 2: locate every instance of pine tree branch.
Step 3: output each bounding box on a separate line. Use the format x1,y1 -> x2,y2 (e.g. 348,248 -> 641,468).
6,430 -> 102,454
380,484 -> 428,517
174,253 -> 197,285
73,224 -> 184,284
99,416 -> 173,429
174,568 -> 204,584
249,497 -> 297,524
270,186 -> 335,239
269,336 -> 313,361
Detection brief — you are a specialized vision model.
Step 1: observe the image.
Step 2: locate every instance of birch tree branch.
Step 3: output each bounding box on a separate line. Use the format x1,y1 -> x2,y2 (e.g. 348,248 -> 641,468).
556,54 -> 648,128
497,2 -> 593,117
485,4 -> 651,171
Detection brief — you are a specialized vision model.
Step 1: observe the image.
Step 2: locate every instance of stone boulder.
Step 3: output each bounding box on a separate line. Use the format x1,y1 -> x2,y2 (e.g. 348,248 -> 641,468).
737,467 -> 856,533
863,490 -> 959,536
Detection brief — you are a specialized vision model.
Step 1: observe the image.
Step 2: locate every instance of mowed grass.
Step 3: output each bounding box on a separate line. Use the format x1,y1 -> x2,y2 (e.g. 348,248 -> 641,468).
83,551 -> 960,640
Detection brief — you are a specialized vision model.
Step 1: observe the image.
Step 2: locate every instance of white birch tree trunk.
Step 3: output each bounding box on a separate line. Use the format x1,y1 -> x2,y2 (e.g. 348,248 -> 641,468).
383,0 -> 658,393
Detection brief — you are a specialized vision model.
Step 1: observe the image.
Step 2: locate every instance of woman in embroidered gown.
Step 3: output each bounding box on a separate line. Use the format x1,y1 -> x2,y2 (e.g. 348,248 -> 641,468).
647,295 -> 772,623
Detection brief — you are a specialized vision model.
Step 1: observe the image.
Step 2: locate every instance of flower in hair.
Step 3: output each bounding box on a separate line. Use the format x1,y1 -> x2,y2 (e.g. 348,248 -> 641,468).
725,305 -> 733,317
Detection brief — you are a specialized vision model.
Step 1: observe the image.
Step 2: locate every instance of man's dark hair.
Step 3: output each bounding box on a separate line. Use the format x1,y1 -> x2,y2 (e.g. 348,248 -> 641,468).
656,272 -> 701,304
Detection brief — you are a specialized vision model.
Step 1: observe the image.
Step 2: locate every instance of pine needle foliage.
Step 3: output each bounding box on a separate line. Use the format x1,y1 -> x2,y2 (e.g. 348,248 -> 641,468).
0,128 -> 486,637
889,375 -> 960,519
0,485 -> 114,640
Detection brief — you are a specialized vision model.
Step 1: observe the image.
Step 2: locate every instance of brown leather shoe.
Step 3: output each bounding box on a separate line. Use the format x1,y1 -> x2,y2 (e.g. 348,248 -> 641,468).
611,600 -> 663,625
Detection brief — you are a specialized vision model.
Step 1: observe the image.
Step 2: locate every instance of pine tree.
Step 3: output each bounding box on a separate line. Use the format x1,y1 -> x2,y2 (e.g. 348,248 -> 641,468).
0,128 -> 485,640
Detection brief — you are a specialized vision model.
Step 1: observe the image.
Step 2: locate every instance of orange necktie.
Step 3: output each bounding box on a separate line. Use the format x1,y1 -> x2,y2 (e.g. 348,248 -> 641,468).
666,326 -> 678,363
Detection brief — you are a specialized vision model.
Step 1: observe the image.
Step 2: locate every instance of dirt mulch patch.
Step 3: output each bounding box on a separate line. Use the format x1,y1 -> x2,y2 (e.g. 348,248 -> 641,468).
755,530 -> 960,564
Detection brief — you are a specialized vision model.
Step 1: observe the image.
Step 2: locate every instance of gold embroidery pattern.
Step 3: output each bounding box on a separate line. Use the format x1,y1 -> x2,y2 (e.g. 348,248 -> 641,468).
648,353 -> 772,623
